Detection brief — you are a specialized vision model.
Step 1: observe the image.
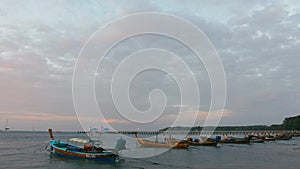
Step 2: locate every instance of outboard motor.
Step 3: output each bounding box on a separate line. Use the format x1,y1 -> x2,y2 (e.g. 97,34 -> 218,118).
215,136 -> 222,142
187,137 -> 193,142
114,137 -> 126,153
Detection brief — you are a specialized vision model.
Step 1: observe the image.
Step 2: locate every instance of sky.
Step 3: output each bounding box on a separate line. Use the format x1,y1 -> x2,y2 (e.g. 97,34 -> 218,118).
0,0 -> 300,131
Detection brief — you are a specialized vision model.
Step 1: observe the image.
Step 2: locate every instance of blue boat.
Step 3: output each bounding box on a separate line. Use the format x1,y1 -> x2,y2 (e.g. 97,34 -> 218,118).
48,129 -> 123,163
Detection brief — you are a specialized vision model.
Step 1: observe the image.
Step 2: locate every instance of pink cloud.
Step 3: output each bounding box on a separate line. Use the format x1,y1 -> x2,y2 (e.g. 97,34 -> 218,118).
4,111 -> 130,125
11,112 -> 78,121
162,109 -> 233,123
100,118 -> 129,124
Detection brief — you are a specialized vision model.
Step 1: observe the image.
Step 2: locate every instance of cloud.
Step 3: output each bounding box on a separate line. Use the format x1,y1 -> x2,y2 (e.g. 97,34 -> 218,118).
4,111 -> 129,126
167,104 -> 192,108
0,1 -> 299,130
159,109 -> 232,127
9,112 -> 78,121
100,118 -> 130,124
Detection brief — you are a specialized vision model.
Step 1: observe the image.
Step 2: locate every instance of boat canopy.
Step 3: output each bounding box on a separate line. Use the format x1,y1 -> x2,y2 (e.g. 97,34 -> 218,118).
69,138 -> 90,144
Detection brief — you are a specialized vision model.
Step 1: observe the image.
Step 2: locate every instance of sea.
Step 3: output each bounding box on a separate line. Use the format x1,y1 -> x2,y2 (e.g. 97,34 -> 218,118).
0,131 -> 300,169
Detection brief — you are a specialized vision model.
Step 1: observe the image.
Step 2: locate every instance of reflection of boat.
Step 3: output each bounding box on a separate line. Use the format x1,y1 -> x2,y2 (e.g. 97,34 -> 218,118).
186,137 -> 218,146
135,133 -> 188,149
48,129 -> 122,163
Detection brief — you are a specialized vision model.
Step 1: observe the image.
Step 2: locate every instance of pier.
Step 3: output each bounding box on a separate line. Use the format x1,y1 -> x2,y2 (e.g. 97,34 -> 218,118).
117,130 -> 300,135
78,130 -> 300,136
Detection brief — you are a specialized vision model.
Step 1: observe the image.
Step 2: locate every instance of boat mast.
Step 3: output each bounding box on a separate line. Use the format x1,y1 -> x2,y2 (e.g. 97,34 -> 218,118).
32,124 -> 35,132
5,119 -> 10,131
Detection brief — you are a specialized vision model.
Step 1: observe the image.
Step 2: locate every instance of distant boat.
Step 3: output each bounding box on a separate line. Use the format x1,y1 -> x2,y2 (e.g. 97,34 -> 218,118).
47,129 -> 123,163
219,134 -> 250,144
4,119 -> 10,132
135,133 -> 189,149
32,124 -> 35,132
250,139 -> 265,143
245,135 -> 265,143
185,137 -> 218,146
136,138 -> 189,148
219,138 -> 250,144
275,134 -> 293,140
265,135 -> 276,141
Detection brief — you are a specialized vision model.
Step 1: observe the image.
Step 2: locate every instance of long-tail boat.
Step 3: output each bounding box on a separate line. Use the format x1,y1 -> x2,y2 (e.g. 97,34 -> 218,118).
250,138 -> 265,143
186,137 -> 218,146
135,133 -> 189,149
219,134 -> 250,144
48,129 -> 121,163
245,135 -> 265,143
219,138 -> 250,144
265,135 -> 276,141
275,134 -> 293,140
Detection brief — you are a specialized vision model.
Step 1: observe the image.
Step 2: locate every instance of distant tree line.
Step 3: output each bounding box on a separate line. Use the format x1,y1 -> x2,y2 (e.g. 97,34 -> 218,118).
160,114 -> 300,131
281,115 -> 300,130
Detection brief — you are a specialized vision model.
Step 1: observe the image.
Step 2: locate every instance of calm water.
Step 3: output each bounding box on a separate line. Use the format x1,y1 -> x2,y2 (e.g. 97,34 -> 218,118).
0,131 -> 300,169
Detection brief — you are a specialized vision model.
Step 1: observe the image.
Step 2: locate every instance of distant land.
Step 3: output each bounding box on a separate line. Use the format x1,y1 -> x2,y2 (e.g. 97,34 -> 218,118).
160,114 -> 300,131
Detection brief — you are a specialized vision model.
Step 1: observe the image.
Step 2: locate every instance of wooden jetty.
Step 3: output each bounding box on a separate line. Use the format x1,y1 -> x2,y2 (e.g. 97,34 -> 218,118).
116,130 -> 300,135
77,130 -> 300,136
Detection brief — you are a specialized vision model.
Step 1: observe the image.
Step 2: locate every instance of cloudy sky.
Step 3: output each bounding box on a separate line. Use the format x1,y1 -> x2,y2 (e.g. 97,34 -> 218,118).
1,0 -> 300,131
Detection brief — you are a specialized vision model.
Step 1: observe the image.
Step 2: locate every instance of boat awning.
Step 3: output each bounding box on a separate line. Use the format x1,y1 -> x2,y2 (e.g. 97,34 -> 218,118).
69,138 -> 90,144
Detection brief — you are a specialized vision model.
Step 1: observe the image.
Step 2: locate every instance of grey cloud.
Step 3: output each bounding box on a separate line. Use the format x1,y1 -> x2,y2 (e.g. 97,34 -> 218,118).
0,1 -> 299,130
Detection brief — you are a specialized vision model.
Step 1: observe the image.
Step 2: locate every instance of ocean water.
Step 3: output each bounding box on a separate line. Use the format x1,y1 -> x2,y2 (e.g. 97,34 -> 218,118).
0,131 -> 300,169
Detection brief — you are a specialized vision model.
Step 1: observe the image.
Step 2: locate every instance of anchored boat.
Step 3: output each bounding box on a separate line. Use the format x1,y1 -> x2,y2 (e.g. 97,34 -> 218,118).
136,138 -> 189,149
275,135 -> 292,140
48,129 -> 123,163
135,133 -> 189,149
245,135 -> 265,143
4,119 -> 10,132
186,137 -> 218,147
219,134 -> 250,144
265,135 -> 276,141
250,138 -> 265,143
